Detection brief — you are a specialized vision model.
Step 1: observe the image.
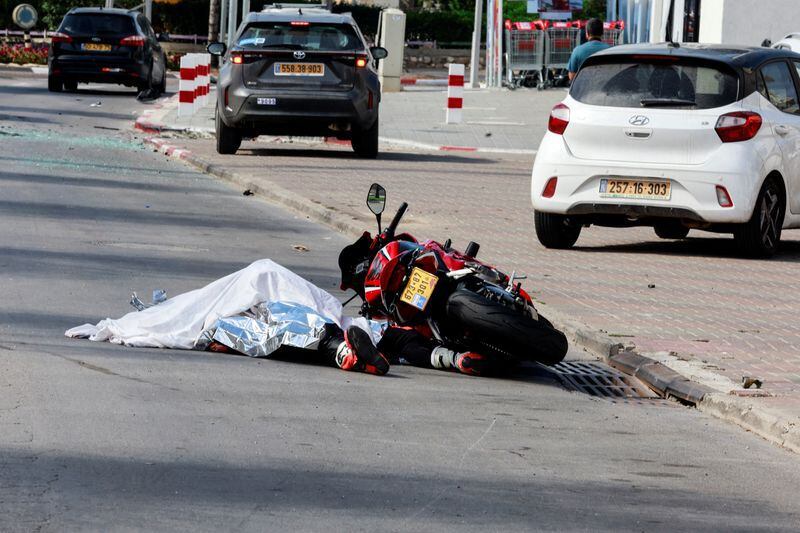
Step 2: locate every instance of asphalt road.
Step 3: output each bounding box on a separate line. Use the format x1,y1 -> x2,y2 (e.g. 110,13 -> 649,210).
1,72 -> 799,532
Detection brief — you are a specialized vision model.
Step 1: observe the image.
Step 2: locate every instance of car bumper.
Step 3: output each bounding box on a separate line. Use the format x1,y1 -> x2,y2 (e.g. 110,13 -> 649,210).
530,133 -> 765,224
219,87 -> 378,133
49,57 -> 147,85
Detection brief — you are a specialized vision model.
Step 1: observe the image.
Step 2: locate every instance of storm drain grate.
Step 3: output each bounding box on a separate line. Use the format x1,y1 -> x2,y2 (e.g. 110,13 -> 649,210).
549,361 -> 660,400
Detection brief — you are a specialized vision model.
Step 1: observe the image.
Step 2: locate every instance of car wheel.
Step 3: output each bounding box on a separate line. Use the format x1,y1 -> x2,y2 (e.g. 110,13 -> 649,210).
158,70 -> 167,94
734,178 -> 784,258
654,221 -> 689,239
63,80 -> 77,92
534,210 -> 581,249
351,115 -> 379,159
215,108 -> 242,155
48,75 -> 63,92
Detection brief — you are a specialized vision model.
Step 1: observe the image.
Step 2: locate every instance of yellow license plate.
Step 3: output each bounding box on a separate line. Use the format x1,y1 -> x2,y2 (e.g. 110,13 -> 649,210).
274,62 -> 324,76
600,178 -> 671,200
82,43 -> 112,51
400,268 -> 439,311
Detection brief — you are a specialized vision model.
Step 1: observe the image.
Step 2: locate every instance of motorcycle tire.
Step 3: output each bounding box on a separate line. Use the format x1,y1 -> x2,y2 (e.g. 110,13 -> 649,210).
445,288 -> 568,366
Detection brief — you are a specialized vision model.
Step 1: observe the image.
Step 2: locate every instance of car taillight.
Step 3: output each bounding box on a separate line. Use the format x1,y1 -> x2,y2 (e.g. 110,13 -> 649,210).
355,54 -> 368,68
290,21 -> 310,26
548,103 -> 570,135
715,112 -> 762,143
542,177 -> 558,198
716,185 -> 734,207
231,53 -> 243,65
120,35 -> 145,46
50,32 -> 72,44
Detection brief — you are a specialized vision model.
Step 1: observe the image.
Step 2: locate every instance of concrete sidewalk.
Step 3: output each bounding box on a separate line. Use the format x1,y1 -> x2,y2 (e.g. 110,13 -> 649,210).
136,88 -> 800,454
136,86 -> 565,153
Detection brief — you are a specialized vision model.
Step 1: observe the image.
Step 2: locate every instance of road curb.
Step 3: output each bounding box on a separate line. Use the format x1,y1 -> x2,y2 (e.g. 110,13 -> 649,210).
139,130 -> 797,456
136,114 -> 537,156
699,394 -> 800,454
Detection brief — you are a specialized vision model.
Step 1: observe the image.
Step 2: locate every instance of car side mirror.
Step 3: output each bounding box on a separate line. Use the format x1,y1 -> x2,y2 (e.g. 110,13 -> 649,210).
157,32 -> 170,42
370,46 -> 388,60
207,42 -> 227,56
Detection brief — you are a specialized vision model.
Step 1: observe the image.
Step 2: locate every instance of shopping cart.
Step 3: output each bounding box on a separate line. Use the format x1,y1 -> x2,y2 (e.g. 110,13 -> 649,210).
543,21 -> 581,88
503,20 -> 547,89
602,20 -> 625,45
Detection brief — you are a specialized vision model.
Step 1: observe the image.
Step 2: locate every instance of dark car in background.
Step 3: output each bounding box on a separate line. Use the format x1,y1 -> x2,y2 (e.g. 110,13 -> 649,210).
207,6 -> 388,158
48,7 -> 167,94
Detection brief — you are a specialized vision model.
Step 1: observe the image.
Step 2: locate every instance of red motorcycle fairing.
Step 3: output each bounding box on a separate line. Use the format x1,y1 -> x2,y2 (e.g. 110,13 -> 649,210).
364,240 -> 424,318
361,236 -> 534,323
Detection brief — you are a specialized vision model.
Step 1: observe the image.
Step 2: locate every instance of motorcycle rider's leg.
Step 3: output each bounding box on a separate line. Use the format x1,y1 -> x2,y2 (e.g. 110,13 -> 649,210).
319,323 -> 389,375
377,327 -> 434,367
431,346 -> 493,376
378,327 -> 493,376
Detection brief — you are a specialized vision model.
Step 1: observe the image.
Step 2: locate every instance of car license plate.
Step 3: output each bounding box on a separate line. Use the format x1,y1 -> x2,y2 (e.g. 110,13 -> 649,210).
82,43 -> 112,52
599,178 -> 671,200
400,268 -> 438,311
257,97 -> 276,105
274,63 -> 324,76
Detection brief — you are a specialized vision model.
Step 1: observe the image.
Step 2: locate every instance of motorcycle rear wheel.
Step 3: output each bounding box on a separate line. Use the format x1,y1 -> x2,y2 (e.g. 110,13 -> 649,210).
444,289 -> 568,366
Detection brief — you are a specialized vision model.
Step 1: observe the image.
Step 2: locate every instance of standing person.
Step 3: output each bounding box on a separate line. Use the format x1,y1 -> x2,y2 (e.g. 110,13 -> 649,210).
567,18 -> 610,82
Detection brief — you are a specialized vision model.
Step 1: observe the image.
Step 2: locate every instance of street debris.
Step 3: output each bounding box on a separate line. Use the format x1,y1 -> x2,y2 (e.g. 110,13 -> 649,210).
647,283 -> 656,289
90,101 -> 102,107
742,376 -> 763,389
243,189 -> 254,196
292,244 -> 310,252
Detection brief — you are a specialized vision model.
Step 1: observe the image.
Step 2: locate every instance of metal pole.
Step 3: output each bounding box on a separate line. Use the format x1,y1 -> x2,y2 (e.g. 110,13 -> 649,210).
486,0 -> 495,87
469,0 -> 484,88
105,0 -> 114,8
242,0 -> 250,19
145,0 -> 152,21
494,0 -> 503,87
220,0 -> 228,44
227,0 -> 238,48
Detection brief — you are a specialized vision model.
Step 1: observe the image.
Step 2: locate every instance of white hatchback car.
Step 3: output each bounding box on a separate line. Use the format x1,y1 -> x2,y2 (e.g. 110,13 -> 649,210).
531,43 -> 800,257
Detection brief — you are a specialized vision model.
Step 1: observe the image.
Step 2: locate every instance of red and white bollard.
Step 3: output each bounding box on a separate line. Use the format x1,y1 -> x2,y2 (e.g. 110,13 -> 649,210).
446,63 -> 464,124
178,54 -> 196,117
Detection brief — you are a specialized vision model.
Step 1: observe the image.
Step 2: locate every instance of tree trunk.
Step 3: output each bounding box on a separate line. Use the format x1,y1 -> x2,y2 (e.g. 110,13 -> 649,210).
208,0 -> 220,66
208,0 -> 220,43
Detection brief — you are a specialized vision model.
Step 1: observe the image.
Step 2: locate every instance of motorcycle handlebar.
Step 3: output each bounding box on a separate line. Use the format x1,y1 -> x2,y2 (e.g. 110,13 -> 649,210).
386,202 -> 408,239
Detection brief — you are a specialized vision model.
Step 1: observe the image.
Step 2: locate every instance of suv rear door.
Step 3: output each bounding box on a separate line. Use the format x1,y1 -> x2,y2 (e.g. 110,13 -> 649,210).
567,57 -> 741,165
233,21 -> 364,91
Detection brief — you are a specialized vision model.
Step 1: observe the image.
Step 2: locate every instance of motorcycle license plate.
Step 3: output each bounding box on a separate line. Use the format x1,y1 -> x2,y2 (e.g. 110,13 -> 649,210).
401,268 -> 438,311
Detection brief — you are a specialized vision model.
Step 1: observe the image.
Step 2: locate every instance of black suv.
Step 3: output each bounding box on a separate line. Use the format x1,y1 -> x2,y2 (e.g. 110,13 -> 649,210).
48,7 -> 167,94
207,6 -> 388,157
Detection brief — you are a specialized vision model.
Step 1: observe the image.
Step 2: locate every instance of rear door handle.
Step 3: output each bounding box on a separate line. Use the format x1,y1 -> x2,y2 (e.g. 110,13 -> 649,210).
775,124 -> 791,136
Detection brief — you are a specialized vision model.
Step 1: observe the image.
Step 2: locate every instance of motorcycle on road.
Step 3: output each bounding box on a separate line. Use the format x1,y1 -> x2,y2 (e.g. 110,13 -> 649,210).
338,183 -> 568,366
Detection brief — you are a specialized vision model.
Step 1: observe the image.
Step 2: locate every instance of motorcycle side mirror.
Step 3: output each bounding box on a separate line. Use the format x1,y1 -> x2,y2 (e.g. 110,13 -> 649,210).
366,182 -> 386,233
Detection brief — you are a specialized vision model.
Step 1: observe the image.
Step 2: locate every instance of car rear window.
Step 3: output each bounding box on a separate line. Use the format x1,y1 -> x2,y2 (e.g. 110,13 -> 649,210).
236,22 -> 361,51
60,14 -> 136,36
570,60 -> 740,109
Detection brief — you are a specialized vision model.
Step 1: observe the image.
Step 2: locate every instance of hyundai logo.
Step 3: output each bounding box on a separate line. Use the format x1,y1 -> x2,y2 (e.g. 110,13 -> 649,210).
628,115 -> 650,126
293,51 -> 306,59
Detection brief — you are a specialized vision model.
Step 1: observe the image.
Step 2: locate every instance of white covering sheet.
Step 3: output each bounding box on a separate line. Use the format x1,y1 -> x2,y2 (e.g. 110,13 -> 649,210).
65,259 -> 360,349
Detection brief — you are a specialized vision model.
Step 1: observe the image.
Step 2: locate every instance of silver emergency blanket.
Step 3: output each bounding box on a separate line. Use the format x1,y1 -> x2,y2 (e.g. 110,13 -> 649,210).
202,301 -> 333,357
65,259 -> 382,349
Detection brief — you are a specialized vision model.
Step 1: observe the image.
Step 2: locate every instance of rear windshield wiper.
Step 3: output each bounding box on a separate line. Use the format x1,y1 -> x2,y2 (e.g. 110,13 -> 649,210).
640,98 -> 697,107
253,43 -> 306,50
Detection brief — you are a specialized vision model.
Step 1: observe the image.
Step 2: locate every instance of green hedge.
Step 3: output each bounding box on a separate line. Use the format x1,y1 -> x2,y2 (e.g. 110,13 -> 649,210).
3,0 -> 605,44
